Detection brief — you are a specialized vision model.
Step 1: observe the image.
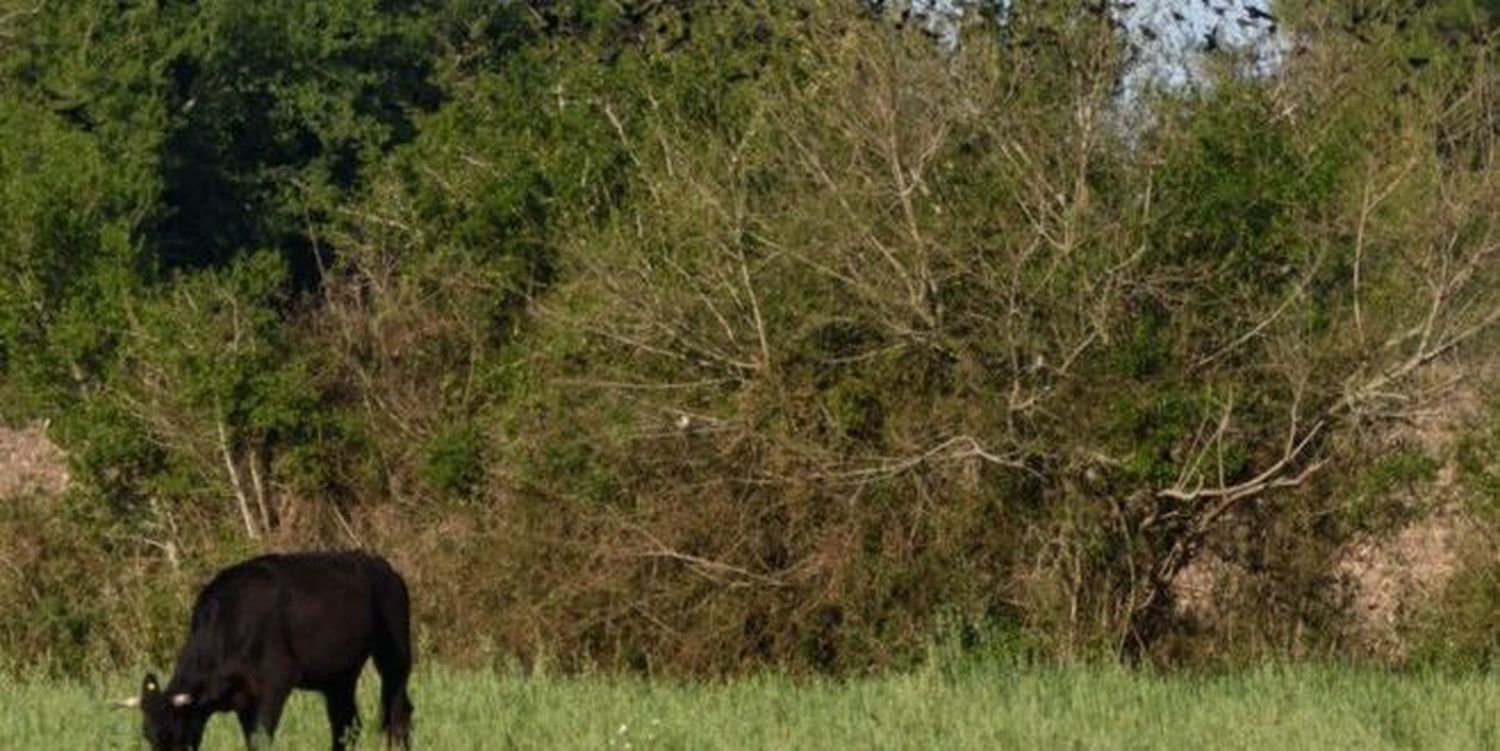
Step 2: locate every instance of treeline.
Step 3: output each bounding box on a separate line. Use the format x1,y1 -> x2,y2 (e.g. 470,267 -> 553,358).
1,0 -> 1499,675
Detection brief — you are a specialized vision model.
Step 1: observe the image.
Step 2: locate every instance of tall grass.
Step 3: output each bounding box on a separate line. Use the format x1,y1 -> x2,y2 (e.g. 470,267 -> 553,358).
5,663 -> 1498,749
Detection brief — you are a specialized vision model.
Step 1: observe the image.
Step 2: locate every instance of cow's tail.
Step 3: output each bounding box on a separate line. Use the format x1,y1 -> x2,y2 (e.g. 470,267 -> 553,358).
370,556 -> 414,748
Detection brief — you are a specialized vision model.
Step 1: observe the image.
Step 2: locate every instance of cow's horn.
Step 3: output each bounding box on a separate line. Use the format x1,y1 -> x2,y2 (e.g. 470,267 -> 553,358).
171,693 -> 193,707
112,696 -> 142,709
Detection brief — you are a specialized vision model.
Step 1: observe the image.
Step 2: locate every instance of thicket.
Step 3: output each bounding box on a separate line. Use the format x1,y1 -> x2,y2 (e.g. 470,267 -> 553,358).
1,0 -> 1497,676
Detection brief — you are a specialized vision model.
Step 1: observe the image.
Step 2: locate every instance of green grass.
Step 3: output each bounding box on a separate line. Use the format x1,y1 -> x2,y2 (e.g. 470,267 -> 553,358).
4,663 -> 1500,749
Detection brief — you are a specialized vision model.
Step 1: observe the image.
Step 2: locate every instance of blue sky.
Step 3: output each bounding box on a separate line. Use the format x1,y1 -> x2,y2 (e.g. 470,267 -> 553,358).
892,0 -> 1287,96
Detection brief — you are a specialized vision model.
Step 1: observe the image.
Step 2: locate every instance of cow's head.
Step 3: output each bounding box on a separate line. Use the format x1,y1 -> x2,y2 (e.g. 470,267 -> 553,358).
114,673 -> 206,751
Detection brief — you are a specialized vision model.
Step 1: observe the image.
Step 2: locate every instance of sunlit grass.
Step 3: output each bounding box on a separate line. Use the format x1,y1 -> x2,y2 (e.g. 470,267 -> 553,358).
4,662 -> 1499,749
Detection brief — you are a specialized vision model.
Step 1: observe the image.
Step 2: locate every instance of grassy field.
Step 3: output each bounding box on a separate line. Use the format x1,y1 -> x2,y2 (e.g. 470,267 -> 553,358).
4,662 -> 1499,749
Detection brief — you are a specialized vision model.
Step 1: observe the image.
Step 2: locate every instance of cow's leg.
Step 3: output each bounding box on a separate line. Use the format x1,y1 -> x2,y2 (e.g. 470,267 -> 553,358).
236,707 -> 259,749
244,682 -> 292,749
324,671 -> 362,751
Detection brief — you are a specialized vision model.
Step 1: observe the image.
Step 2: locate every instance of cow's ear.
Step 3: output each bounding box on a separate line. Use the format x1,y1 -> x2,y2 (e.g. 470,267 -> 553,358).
142,673 -> 160,696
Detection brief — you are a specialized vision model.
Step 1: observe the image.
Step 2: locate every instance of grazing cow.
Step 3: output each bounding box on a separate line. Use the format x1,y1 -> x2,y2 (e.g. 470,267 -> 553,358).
116,551 -> 414,750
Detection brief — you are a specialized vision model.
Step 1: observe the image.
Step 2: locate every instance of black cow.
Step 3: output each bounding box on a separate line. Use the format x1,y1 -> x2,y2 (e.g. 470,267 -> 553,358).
116,551 -> 414,750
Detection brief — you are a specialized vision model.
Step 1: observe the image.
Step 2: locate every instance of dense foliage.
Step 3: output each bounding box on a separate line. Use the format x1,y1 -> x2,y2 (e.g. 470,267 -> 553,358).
0,0 -> 1497,675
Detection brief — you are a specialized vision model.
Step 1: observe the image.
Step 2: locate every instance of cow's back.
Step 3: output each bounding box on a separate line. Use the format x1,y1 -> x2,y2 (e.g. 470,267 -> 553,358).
178,552 -> 400,691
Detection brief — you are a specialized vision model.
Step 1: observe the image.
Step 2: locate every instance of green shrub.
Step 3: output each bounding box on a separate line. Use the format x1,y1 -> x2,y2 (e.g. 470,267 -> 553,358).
423,420 -> 487,501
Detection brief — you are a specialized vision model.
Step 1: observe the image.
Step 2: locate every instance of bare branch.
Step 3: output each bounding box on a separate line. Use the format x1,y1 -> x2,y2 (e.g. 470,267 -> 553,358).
248,449 -> 272,537
1159,419 -> 1326,503
216,417 -> 260,541
801,435 -> 1034,484
622,522 -> 786,588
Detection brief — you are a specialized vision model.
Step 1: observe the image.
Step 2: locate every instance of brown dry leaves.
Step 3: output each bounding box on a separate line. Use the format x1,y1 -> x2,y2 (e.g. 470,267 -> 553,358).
0,424 -> 68,500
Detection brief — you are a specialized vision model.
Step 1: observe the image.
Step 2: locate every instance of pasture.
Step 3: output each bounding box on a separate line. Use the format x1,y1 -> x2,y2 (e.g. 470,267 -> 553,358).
4,663 -> 1498,749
